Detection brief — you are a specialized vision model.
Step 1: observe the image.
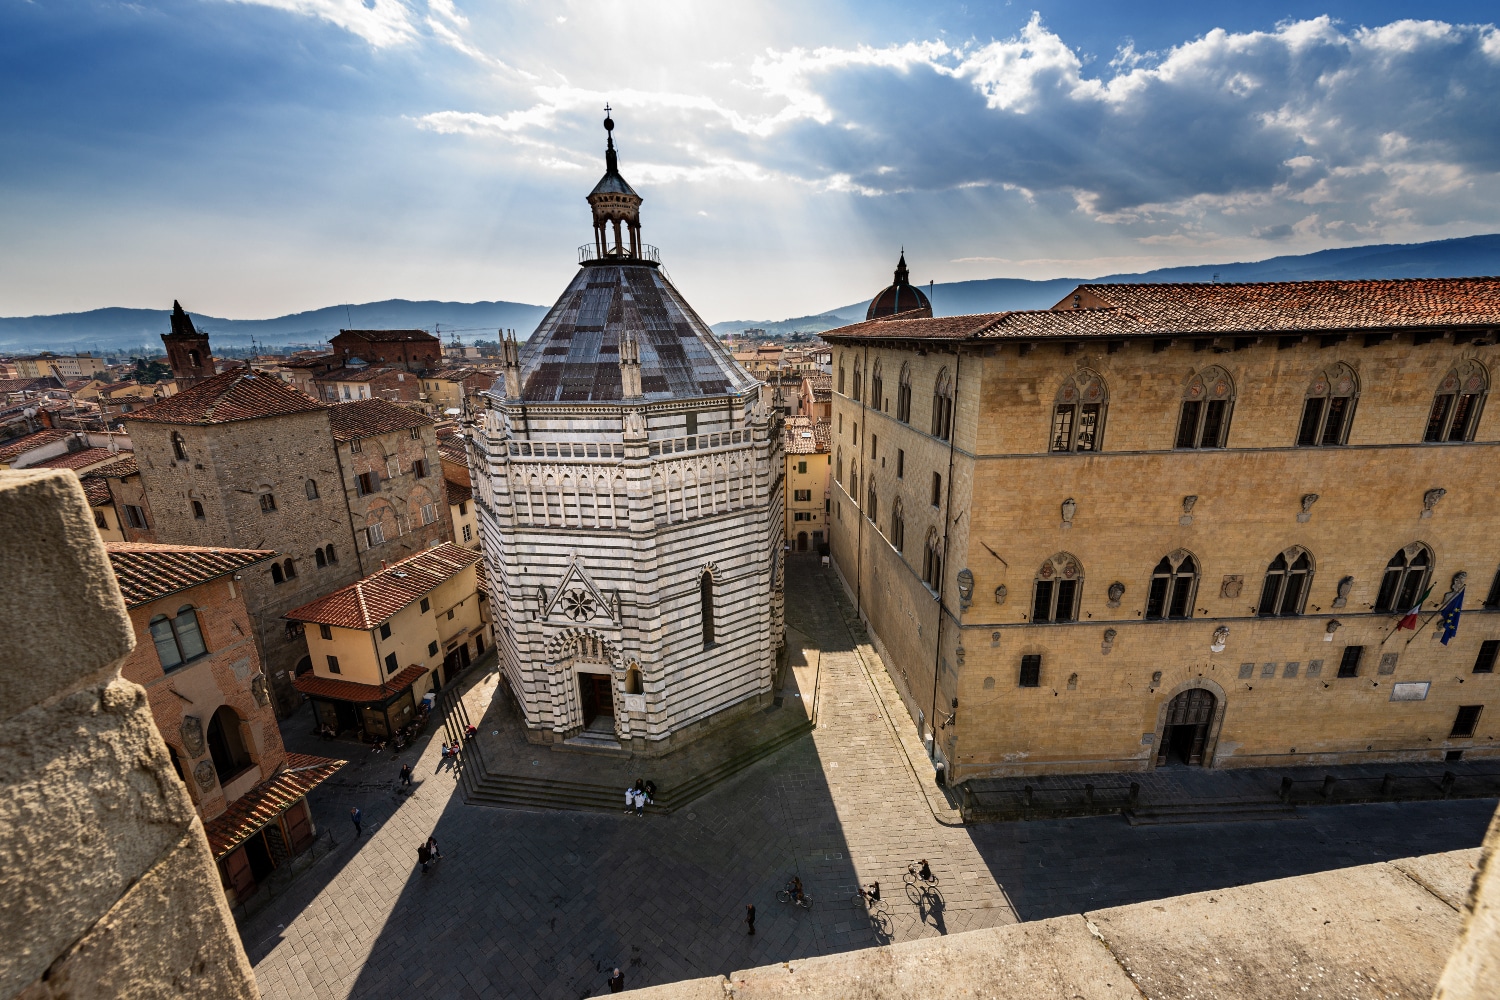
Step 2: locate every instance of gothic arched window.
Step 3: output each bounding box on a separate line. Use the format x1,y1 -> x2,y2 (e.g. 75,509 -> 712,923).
1484,564 -> 1500,609
866,478 -> 878,524
850,461 -> 860,509
1146,551 -> 1198,620
922,528 -> 942,591
324,544 -> 337,565
1297,363 -> 1358,446
835,447 -> 843,485
1033,553 -> 1082,622
700,571 -> 715,648
206,705 -> 252,782
315,548 -> 327,568
171,432 -> 187,461
891,497 -> 906,553
271,563 -> 284,585
1050,369 -> 1106,452
1258,547 -> 1313,617
1375,543 -> 1433,613
1176,366 -> 1234,449
931,367 -> 953,441
1424,360 -> 1487,443
837,357 -> 845,395
870,359 -> 884,412
896,363 -> 912,423
851,360 -> 863,402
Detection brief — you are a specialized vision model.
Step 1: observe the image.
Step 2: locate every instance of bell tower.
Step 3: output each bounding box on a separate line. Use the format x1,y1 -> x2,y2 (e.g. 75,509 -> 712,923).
586,107 -> 644,259
161,301 -> 213,388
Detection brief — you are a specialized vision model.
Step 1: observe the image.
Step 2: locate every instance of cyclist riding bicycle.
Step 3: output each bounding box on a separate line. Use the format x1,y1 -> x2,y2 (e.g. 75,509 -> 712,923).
862,881 -> 881,903
918,860 -> 933,882
790,876 -> 804,903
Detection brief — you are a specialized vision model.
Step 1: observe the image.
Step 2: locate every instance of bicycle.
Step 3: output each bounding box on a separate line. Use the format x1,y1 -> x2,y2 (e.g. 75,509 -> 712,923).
850,883 -> 889,920
776,881 -> 814,910
903,861 -> 939,888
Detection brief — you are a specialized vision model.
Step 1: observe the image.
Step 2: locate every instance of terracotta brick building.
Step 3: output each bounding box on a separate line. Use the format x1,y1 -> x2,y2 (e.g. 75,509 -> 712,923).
330,329 -> 441,371
825,276 -> 1500,781
106,541 -> 343,907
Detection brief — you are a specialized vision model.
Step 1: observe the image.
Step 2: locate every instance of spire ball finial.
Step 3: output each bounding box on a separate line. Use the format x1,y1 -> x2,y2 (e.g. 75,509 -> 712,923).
603,103 -> 614,132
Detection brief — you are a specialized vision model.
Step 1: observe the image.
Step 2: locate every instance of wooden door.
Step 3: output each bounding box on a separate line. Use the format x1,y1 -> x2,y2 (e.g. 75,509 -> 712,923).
1156,688 -> 1217,766
223,846 -> 257,901
283,799 -> 315,854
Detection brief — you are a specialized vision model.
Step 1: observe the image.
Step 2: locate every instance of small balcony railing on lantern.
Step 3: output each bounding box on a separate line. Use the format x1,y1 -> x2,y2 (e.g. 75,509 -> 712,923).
577,243 -> 661,265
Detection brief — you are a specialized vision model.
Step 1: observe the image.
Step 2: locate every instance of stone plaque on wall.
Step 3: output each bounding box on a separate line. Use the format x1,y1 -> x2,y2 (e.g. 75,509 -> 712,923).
193,759 -> 217,790
1391,681 -> 1430,701
1379,653 -> 1399,675
1221,576 -> 1242,599
180,716 -> 205,758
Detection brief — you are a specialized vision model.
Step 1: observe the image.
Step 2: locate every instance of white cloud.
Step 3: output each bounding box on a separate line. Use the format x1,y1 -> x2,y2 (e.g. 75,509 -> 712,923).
225,0 -> 418,48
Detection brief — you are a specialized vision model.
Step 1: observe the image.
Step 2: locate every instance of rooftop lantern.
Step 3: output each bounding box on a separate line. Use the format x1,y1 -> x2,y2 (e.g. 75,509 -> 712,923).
586,106 -> 645,261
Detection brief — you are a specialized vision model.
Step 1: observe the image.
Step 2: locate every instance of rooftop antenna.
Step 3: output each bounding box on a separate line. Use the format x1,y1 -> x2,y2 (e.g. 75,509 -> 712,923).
1212,273 -> 1220,284
929,280 -> 934,315
345,304 -> 353,328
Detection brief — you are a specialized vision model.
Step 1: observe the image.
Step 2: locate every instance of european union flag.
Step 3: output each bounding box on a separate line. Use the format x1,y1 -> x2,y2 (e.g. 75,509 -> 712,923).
1438,588 -> 1465,646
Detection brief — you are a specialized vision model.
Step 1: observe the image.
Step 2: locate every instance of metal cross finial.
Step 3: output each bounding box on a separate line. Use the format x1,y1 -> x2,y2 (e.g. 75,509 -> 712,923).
604,103 -> 611,114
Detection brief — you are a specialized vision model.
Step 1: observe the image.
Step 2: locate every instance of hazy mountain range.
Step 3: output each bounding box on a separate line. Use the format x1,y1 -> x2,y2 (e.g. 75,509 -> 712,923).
3,234 -> 1498,353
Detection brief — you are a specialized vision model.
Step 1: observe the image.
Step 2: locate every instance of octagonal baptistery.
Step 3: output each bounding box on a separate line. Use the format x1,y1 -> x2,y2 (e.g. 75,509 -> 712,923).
469,115 -> 785,752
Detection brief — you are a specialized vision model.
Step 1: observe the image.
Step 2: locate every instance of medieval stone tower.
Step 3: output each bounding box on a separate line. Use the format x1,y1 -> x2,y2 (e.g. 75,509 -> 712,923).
469,111 -> 784,752
160,301 -> 213,388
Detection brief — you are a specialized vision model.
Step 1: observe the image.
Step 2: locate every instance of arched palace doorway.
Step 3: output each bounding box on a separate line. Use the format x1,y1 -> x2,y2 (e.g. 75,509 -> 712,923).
1157,688 -> 1217,766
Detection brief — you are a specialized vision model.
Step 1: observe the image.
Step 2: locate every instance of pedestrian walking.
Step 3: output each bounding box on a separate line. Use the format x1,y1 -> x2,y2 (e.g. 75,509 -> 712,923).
624,786 -> 635,815
417,843 -> 432,874
399,763 -> 412,788
426,835 -> 442,860
349,807 -> 362,837
644,779 -> 656,804
745,903 -> 755,935
633,788 -> 645,817
608,968 -> 625,993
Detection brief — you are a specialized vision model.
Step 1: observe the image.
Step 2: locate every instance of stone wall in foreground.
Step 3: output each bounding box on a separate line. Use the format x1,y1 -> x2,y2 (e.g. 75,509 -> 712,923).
625,842 -> 1493,999
0,469 -> 258,1000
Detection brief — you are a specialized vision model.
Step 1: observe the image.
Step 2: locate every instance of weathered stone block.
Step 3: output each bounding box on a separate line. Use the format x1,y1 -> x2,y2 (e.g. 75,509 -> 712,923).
0,677 -> 197,996
1392,847 -> 1481,911
1088,860 -> 1460,1000
1434,806 -> 1500,999
15,826 -> 257,1000
0,470 -> 134,720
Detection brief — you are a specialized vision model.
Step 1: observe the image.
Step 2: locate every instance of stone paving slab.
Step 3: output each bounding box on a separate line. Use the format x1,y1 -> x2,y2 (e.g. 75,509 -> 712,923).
243,562 -> 1498,999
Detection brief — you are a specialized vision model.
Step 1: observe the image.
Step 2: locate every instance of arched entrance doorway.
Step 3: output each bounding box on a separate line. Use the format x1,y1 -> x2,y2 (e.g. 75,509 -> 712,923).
797,531 -> 808,551
1157,688 -> 1216,766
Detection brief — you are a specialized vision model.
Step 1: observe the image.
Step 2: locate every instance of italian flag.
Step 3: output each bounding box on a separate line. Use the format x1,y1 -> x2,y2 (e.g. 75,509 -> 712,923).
1396,585 -> 1434,630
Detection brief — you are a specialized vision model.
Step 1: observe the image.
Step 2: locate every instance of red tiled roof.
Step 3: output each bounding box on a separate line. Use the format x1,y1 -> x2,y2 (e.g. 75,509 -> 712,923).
437,438 -> 469,466
337,329 -> 440,343
32,447 -> 122,471
824,277 -> 1500,343
783,417 -> 831,454
292,664 -> 429,704
106,542 -> 275,607
314,365 -> 405,384
285,543 -> 481,629
0,377 -> 64,394
279,354 -> 338,369
80,475 -> 113,507
202,753 -> 345,858
124,369 -> 325,425
0,428 -> 70,462
327,397 -> 432,441
98,455 -> 139,478
445,478 -> 472,506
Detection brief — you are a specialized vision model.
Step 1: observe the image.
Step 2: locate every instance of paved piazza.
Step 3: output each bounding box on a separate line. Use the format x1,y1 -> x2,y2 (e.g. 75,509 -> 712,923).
245,561 -> 1497,999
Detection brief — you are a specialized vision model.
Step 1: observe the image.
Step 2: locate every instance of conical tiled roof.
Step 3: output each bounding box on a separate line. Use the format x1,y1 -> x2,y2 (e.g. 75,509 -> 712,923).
517,263 -> 758,403
123,368 -> 325,424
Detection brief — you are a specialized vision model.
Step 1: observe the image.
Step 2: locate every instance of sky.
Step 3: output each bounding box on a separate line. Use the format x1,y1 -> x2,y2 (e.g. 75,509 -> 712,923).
3,1 -> 1500,323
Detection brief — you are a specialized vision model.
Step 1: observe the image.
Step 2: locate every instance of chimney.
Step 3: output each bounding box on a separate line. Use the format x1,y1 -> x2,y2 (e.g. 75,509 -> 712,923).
619,332 -> 643,399
501,330 -> 522,399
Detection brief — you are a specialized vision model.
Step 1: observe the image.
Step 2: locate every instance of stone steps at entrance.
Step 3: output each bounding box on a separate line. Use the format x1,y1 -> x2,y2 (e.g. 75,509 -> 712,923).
466,717 -> 812,814
1124,800 -> 1299,826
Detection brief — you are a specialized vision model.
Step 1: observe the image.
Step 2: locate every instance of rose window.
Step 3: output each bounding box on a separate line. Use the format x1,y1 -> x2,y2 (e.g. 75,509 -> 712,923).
562,589 -> 596,622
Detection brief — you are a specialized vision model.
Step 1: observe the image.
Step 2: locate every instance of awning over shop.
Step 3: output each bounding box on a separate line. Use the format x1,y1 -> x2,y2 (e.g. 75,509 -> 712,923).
203,753 -> 346,859
292,665 -> 428,704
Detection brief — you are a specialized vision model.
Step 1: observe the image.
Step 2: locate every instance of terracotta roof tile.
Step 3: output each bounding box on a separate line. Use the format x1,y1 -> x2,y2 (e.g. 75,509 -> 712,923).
824,277 -> 1500,343
99,455 -> 139,478
202,753 -> 346,858
106,542 -> 275,607
0,428 -> 70,462
437,438 -> 469,465
444,478 -> 472,506
285,543 -> 481,629
79,475 -> 113,507
783,417 -> 831,454
32,447 -> 124,471
293,664 -> 429,704
124,369 -> 325,425
315,365 -> 407,384
327,398 -> 432,441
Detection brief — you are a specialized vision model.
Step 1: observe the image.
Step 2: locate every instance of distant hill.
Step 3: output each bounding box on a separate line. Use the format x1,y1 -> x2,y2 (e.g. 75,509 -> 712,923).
709,233 -> 1500,335
0,299 -> 549,354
